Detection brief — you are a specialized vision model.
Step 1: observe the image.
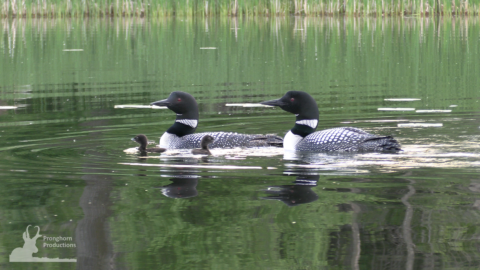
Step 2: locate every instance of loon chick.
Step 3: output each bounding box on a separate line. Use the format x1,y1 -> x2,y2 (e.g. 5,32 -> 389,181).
150,91 -> 283,149
191,135 -> 214,155
132,134 -> 166,153
260,91 -> 401,152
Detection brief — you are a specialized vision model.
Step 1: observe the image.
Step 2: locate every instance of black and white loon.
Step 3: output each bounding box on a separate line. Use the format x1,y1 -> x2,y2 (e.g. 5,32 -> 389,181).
151,91 -> 283,149
260,91 -> 401,152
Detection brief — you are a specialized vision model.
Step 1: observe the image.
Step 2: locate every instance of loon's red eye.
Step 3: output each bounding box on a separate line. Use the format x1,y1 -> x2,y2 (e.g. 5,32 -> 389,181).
177,98 -> 182,102
290,98 -> 295,102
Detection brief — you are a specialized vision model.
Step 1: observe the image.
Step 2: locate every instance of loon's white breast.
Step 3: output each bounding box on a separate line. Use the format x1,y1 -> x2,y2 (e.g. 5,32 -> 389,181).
284,131 -> 304,151
159,132 -> 179,148
283,119 -> 318,151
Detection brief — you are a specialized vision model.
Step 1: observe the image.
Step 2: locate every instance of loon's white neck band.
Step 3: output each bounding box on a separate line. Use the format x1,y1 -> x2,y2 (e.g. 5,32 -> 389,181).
295,119 -> 318,129
295,179 -> 317,185
175,119 -> 198,128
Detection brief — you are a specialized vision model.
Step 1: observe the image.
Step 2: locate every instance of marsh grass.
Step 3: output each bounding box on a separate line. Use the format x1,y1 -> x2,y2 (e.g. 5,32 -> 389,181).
0,0 -> 480,18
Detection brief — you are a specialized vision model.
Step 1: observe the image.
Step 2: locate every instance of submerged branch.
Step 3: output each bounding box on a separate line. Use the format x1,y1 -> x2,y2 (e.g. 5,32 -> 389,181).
401,181 -> 416,270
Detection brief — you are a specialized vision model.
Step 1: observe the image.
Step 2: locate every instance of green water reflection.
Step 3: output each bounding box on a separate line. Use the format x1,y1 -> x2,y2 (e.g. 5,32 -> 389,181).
0,17 -> 479,269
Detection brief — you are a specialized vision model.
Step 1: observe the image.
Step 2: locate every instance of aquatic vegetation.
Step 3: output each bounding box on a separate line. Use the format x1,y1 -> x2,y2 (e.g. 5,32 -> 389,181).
1,0 -> 480,18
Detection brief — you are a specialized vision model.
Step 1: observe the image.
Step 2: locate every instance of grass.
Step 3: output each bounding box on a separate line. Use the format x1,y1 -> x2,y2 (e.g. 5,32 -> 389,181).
1,0 -> 480,17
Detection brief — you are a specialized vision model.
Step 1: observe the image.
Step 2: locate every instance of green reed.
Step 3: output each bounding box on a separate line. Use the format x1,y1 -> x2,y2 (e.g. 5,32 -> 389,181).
1,0 -> 480,17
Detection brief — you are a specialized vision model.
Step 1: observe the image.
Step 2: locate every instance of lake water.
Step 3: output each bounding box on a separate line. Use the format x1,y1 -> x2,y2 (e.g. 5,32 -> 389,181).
1,17 -> 479,269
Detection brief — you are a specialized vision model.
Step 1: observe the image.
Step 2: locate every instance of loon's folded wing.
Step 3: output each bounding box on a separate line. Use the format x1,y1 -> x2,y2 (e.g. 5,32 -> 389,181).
359,136 -> 401,152
297,127 -> 401,152
247,134 -> 283,147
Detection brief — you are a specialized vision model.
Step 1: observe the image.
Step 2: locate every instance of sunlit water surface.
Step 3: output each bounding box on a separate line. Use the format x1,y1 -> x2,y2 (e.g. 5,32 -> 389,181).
1,17 -> 479,269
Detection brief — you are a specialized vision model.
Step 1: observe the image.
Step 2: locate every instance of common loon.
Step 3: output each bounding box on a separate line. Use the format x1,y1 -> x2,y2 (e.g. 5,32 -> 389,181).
132,134 -> 167,153
191,135 -> 214,155
260,91 -> 401,152
151,91 -> 283,149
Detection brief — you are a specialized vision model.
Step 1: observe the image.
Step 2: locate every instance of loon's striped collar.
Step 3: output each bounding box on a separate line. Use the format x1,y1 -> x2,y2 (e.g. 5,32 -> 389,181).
295,119 -> 318,129
176,119 -> 198,128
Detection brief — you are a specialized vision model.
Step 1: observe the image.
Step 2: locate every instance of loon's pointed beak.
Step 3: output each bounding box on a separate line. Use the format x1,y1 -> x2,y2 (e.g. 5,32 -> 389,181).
131,137 -> 136,142
260,98 -> 285,107
151,98 -> 170,107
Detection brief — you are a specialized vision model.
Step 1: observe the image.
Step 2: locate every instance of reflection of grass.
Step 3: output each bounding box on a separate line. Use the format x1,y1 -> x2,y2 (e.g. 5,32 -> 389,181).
0,0 -> 479,17
1,16 -> 479,116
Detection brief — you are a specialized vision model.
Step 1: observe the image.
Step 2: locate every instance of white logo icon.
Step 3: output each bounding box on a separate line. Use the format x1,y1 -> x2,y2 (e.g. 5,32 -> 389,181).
9,225 -> 76,262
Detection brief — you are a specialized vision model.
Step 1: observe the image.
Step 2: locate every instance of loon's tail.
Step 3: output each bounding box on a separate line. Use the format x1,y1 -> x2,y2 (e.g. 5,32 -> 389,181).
362,136 -> 401,152
247,134 -> 283,147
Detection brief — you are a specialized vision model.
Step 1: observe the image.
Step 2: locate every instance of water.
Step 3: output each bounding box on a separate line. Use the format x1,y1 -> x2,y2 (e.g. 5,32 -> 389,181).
1,17 -> 479,269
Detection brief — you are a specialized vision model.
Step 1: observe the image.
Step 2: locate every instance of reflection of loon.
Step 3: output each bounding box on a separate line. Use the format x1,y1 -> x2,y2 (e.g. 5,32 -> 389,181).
263,175 -> 319,206
261,91 -> 401,152
151,91 -> 283,149
158,176 -> 199,199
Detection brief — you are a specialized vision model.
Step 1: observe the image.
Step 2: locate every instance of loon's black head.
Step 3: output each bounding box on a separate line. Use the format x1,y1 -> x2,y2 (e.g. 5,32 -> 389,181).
261,91 -> 319,137
151,91 -> 199,137
132,134 -> 148,150
151,91 -> 199,120
260,91 -> 319,121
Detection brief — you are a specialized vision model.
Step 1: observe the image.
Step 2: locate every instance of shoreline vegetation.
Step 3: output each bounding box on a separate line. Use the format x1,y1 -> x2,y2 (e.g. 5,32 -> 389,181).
1,0 -> 480,18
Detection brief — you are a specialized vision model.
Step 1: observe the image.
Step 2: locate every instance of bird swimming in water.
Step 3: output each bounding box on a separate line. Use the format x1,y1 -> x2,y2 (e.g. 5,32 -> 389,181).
260,91 -> 401,152
150,91 -> 283,149
132,134 -> 166,153
191,135 -> 214,155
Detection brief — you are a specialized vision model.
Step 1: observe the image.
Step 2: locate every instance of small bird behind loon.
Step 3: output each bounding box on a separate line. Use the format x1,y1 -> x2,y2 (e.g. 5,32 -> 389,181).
132,134 -> 167,153
260,91 -> 401,152
191,135 -> 214,155
151,91 -> 283,149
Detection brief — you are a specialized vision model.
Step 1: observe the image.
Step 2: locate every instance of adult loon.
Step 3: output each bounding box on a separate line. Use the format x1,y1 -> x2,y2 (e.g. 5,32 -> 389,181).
191,135 -> 214,155
132,134 -> 167,153
260,91 -> 401,152
151,91 -> 283,149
